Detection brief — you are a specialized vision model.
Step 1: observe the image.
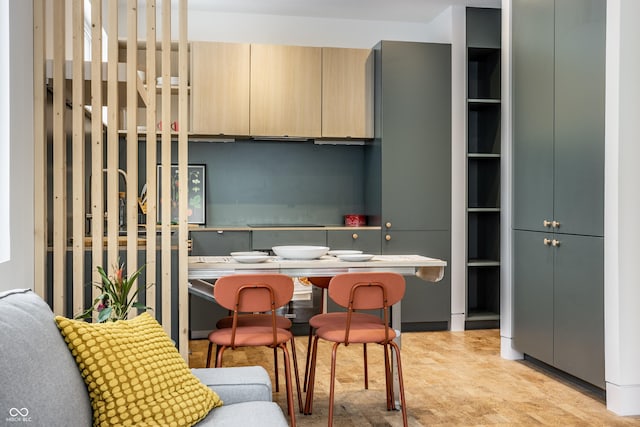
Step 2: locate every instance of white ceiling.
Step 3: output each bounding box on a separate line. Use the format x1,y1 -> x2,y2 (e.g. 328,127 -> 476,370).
186,0 -> 501,24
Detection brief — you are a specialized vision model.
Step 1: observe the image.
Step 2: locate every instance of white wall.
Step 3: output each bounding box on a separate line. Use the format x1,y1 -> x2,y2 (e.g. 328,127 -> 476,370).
0,0 -> 34,292
121,7 -> 454,48
604,0 -> 640,415
0,0 -> 10,264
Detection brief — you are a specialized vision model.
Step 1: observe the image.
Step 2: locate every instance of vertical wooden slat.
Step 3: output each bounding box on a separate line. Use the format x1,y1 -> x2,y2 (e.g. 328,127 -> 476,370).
145,0 -> 157,316
33,0 -> 46,300
126,0 -> 139,315
178,0 -> 189,359
91,0 -> 104,303
160,0 -> 172,336
52,0 -> 66,315
107,0 -> 119,271
72,0 -> 85,317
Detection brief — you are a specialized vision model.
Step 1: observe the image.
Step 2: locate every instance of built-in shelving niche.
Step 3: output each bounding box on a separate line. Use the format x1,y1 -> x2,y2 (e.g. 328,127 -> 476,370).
466,7 -> 501,329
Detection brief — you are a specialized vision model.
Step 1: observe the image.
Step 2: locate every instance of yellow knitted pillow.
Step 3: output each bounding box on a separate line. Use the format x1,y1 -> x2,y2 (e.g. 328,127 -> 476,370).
55,313 -> 222,427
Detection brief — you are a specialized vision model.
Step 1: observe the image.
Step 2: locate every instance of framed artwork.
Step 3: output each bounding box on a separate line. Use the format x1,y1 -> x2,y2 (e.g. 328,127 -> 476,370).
157,164 -> 206,224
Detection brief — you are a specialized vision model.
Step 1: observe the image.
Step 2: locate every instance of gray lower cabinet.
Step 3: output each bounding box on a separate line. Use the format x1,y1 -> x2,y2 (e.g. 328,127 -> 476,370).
327,229 -> 380,254
189,230 -> 251,338
513,230 -> 604,388
252,229 -> 326,250
190,230 -> 251,256
383,230 -> 451,328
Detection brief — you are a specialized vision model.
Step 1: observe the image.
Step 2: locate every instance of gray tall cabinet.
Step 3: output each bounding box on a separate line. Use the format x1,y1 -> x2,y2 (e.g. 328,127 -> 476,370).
512,0 -> 605,388
369,41 -> 452,330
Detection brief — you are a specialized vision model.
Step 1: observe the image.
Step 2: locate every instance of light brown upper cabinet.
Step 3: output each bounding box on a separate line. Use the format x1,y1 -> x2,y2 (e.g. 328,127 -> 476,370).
191,42 -> 250,135
321,48 -> 374,139
250,44 -> 322,138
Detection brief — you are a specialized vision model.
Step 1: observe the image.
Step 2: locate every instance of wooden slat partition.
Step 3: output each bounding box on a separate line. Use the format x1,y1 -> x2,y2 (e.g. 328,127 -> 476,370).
145,1 -> 158,317
52,0 -> 66,316
41,0 -> 189,357
178,0 -> 189,359
160,0 -> 172,336
126,0 -> 138,316
71,0 -> 85,317
106,0 -> 119,272
91,0 -> 104,298
33,0 -> 46,300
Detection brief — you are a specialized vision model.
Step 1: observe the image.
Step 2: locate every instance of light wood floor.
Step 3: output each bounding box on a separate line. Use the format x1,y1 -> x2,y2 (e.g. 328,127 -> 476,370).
189,329 -> 640,426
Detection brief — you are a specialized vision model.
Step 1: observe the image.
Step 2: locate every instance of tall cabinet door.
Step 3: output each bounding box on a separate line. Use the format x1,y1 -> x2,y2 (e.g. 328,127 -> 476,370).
379,41 -> 451,231
553,0 -> 605,236
512,0 -> 554,232
513,230 -> 554,366
553,234 -> 604,388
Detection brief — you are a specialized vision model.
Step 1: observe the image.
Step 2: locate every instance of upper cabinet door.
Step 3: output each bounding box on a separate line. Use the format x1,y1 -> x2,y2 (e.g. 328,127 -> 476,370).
512,0 -> 555,232
250,44 -> 322,138
553,0 -> 605,237
321,48 -> 374,139
190,42 -> 250,136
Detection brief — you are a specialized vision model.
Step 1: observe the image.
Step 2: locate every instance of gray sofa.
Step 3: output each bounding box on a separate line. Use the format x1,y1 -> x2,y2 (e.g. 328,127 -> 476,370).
0,289 -> 289,426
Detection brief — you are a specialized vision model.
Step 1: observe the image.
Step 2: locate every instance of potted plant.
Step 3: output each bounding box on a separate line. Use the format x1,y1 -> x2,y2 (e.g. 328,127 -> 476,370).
76,260 -> 153,323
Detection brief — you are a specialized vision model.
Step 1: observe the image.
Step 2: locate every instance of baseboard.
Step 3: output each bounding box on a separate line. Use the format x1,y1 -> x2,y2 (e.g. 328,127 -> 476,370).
606,382 -> 640,416
190,330 -> 210,340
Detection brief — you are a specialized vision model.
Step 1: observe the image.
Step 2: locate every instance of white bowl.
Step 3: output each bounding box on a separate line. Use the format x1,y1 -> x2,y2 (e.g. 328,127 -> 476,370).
272,245 -> 330,260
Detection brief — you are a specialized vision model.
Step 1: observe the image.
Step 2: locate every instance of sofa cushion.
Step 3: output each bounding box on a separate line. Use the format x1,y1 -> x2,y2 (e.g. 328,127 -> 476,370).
55,312 -> 222,427
196,401 -> 289,427
192,366 -> 273,405
0,289 -> 93,426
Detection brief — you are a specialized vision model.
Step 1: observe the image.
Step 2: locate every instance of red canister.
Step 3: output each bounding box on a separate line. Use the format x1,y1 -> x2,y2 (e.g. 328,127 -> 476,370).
344,214 -> 366,227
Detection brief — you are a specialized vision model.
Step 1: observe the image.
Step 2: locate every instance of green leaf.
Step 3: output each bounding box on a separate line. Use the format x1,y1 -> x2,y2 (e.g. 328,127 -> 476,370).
97,306 -> 113,323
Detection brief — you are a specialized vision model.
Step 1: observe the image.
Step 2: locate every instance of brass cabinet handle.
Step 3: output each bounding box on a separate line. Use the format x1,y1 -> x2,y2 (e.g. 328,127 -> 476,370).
552,239 -> 561,247
551,221 -> 561,229
543,238 -> 552,246
385,222 -> 392,229
385,234 -> 391,241
543,220 -> 552,227
352,233 -> 359,240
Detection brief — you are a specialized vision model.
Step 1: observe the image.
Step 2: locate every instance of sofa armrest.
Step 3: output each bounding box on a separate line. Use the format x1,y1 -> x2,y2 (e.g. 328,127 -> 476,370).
191,366 -> 273,405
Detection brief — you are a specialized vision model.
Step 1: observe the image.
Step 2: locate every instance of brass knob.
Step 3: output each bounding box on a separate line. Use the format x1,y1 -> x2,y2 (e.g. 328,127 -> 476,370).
543,220 -> 552,228
385,234 -> 391,241
352,233 -> 359,240
543,238 -> 552,246
385,222 -> 392,229
552,239 -> 561,247
552,221 -> 561,229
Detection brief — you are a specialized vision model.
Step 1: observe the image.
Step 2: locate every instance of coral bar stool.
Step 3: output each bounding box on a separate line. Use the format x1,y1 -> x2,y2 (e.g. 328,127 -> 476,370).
304,272 -> 408,427
302,276 -> 384,392
206,274 -> 300,426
